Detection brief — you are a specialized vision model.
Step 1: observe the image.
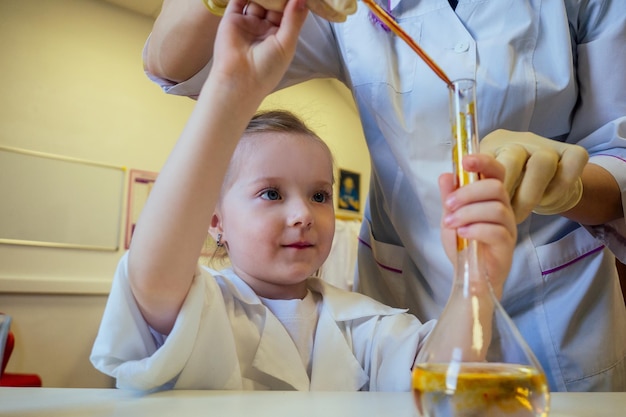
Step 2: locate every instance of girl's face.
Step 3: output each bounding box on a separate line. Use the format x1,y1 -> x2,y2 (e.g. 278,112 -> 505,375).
214,132 -> 335,299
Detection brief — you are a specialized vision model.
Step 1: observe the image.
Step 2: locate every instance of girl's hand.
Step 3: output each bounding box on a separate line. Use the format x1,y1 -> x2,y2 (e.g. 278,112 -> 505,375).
439,154 -> 517,296
210,0 -> 309,99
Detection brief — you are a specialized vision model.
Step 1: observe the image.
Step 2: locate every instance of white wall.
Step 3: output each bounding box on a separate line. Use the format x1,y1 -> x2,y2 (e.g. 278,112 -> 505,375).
0,0 -> 369,387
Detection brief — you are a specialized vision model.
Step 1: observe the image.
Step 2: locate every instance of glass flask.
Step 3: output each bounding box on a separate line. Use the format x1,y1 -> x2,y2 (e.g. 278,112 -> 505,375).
412,79 -> 550,417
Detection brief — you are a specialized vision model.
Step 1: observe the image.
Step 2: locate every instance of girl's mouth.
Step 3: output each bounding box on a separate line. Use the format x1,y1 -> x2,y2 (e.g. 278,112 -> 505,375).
284,242 -> 313,249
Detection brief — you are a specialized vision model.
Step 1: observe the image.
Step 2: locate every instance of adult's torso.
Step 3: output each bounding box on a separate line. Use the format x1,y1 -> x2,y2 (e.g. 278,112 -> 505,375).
283,0 -> 626,391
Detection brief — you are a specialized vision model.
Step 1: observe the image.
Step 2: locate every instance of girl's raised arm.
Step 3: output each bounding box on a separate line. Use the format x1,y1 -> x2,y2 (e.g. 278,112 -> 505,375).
128,0 -> 309,334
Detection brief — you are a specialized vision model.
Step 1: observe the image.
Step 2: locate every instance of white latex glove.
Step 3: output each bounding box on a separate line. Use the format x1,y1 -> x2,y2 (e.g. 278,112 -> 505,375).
204,0 -> 356,22
479,129 -> 589,223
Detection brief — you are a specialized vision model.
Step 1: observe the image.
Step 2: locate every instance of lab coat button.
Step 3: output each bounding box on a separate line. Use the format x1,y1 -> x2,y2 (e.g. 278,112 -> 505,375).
454,42 -> 469,53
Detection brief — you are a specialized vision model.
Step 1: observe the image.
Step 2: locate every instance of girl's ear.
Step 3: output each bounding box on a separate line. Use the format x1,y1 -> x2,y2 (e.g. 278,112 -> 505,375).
208,213 -> 222,241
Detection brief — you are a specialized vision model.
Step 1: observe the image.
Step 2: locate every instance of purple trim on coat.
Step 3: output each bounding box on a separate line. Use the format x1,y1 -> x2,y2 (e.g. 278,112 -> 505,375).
541,245 -> 605,275
595,153 -> 626,163
358,237 -> 404,274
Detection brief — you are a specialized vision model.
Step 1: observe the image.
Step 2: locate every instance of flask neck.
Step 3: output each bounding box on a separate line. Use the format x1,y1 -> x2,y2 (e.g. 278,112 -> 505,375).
454,239 -> 502,299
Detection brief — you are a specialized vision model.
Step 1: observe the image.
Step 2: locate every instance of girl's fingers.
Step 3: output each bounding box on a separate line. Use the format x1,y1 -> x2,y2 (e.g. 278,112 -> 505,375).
244,1 -> 270,18
443,183 -> 516,241
438,172 -> 456,209
456,222 -> 515,246
444,200 -> 515,231
276,0 -> 308,47
225,0 -> 250,15
445,178 -> 510,213
265,9 -> 284,25
462,153 -> 506,182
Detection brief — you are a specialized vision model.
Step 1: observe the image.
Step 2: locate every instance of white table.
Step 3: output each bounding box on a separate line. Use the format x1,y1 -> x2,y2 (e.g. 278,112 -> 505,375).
1,389 -> 625,417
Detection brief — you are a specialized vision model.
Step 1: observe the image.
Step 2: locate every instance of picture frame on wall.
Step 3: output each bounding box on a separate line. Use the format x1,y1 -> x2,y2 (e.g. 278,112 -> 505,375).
124,168 -> 216,257
337,168 -> 361,219
125,169 -> 158,250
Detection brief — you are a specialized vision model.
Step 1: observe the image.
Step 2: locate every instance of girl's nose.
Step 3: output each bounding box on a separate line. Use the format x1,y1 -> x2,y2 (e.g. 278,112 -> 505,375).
289,200 -> 314,228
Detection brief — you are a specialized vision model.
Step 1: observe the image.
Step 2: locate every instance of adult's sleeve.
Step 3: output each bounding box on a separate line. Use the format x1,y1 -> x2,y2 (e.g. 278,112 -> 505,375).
569,1 -> 626,261
143,14 -> 346,99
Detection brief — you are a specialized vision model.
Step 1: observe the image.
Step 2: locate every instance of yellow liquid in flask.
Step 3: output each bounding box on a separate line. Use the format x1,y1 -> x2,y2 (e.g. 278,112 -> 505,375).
412,363 -> 549,417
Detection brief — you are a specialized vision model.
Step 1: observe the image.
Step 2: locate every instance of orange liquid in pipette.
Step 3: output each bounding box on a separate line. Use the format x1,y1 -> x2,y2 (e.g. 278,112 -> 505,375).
361,0 -> 453,88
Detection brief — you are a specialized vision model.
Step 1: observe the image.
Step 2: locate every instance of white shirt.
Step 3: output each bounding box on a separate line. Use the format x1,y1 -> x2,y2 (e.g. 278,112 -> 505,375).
90,253 -> 434,392
150,0 -> 626,391
260,290 -> 320,376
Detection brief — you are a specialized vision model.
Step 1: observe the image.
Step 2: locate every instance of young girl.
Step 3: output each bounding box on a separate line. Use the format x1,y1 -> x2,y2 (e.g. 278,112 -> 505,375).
90,0 -> 516,392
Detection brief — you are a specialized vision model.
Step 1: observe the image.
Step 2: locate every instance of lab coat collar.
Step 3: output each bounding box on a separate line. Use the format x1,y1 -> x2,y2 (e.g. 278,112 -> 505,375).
247,301 -> 370,391
252,312 -> 311,390
215,268 -> 406,321
309,305 -> 369,390
215,268 -> 263,305
213,269 -> 405,391
214,270 -> 309,389
307,277 -> 408,321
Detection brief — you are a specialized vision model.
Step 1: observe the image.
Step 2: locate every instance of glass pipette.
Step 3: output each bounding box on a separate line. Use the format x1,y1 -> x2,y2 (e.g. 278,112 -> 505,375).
361,0 -> 453,88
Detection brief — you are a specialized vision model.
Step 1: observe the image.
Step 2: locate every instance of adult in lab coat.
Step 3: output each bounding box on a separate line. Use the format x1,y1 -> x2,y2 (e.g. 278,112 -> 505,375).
143,0 -> 626,391
91,254 -> 433,392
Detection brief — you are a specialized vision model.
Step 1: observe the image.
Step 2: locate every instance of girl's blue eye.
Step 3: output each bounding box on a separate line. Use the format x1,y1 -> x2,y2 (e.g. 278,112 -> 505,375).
261,189 -> 281,201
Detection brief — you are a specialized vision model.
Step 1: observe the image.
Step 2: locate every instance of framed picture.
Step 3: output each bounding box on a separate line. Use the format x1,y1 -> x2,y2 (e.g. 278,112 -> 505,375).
124,168 -> 216,257
337,169 -> 361,218
125,169 -> 158,250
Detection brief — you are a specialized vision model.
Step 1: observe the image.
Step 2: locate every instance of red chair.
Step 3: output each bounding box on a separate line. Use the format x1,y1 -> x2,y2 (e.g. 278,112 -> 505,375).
0,317 -> 42,387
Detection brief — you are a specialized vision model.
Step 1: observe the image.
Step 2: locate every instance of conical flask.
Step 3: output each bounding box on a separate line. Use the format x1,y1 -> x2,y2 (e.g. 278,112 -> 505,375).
412,79 -> 550,417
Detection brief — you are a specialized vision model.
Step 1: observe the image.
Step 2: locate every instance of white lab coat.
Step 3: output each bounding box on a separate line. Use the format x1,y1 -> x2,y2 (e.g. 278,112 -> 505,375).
150,0 -> 626,391
319,219 -> 361,290
90,253 -> 433,392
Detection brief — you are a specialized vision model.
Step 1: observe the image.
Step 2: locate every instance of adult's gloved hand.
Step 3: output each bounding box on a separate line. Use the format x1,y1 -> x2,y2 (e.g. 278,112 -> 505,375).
204,0 -> 356,22
480,129 -> 589,223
